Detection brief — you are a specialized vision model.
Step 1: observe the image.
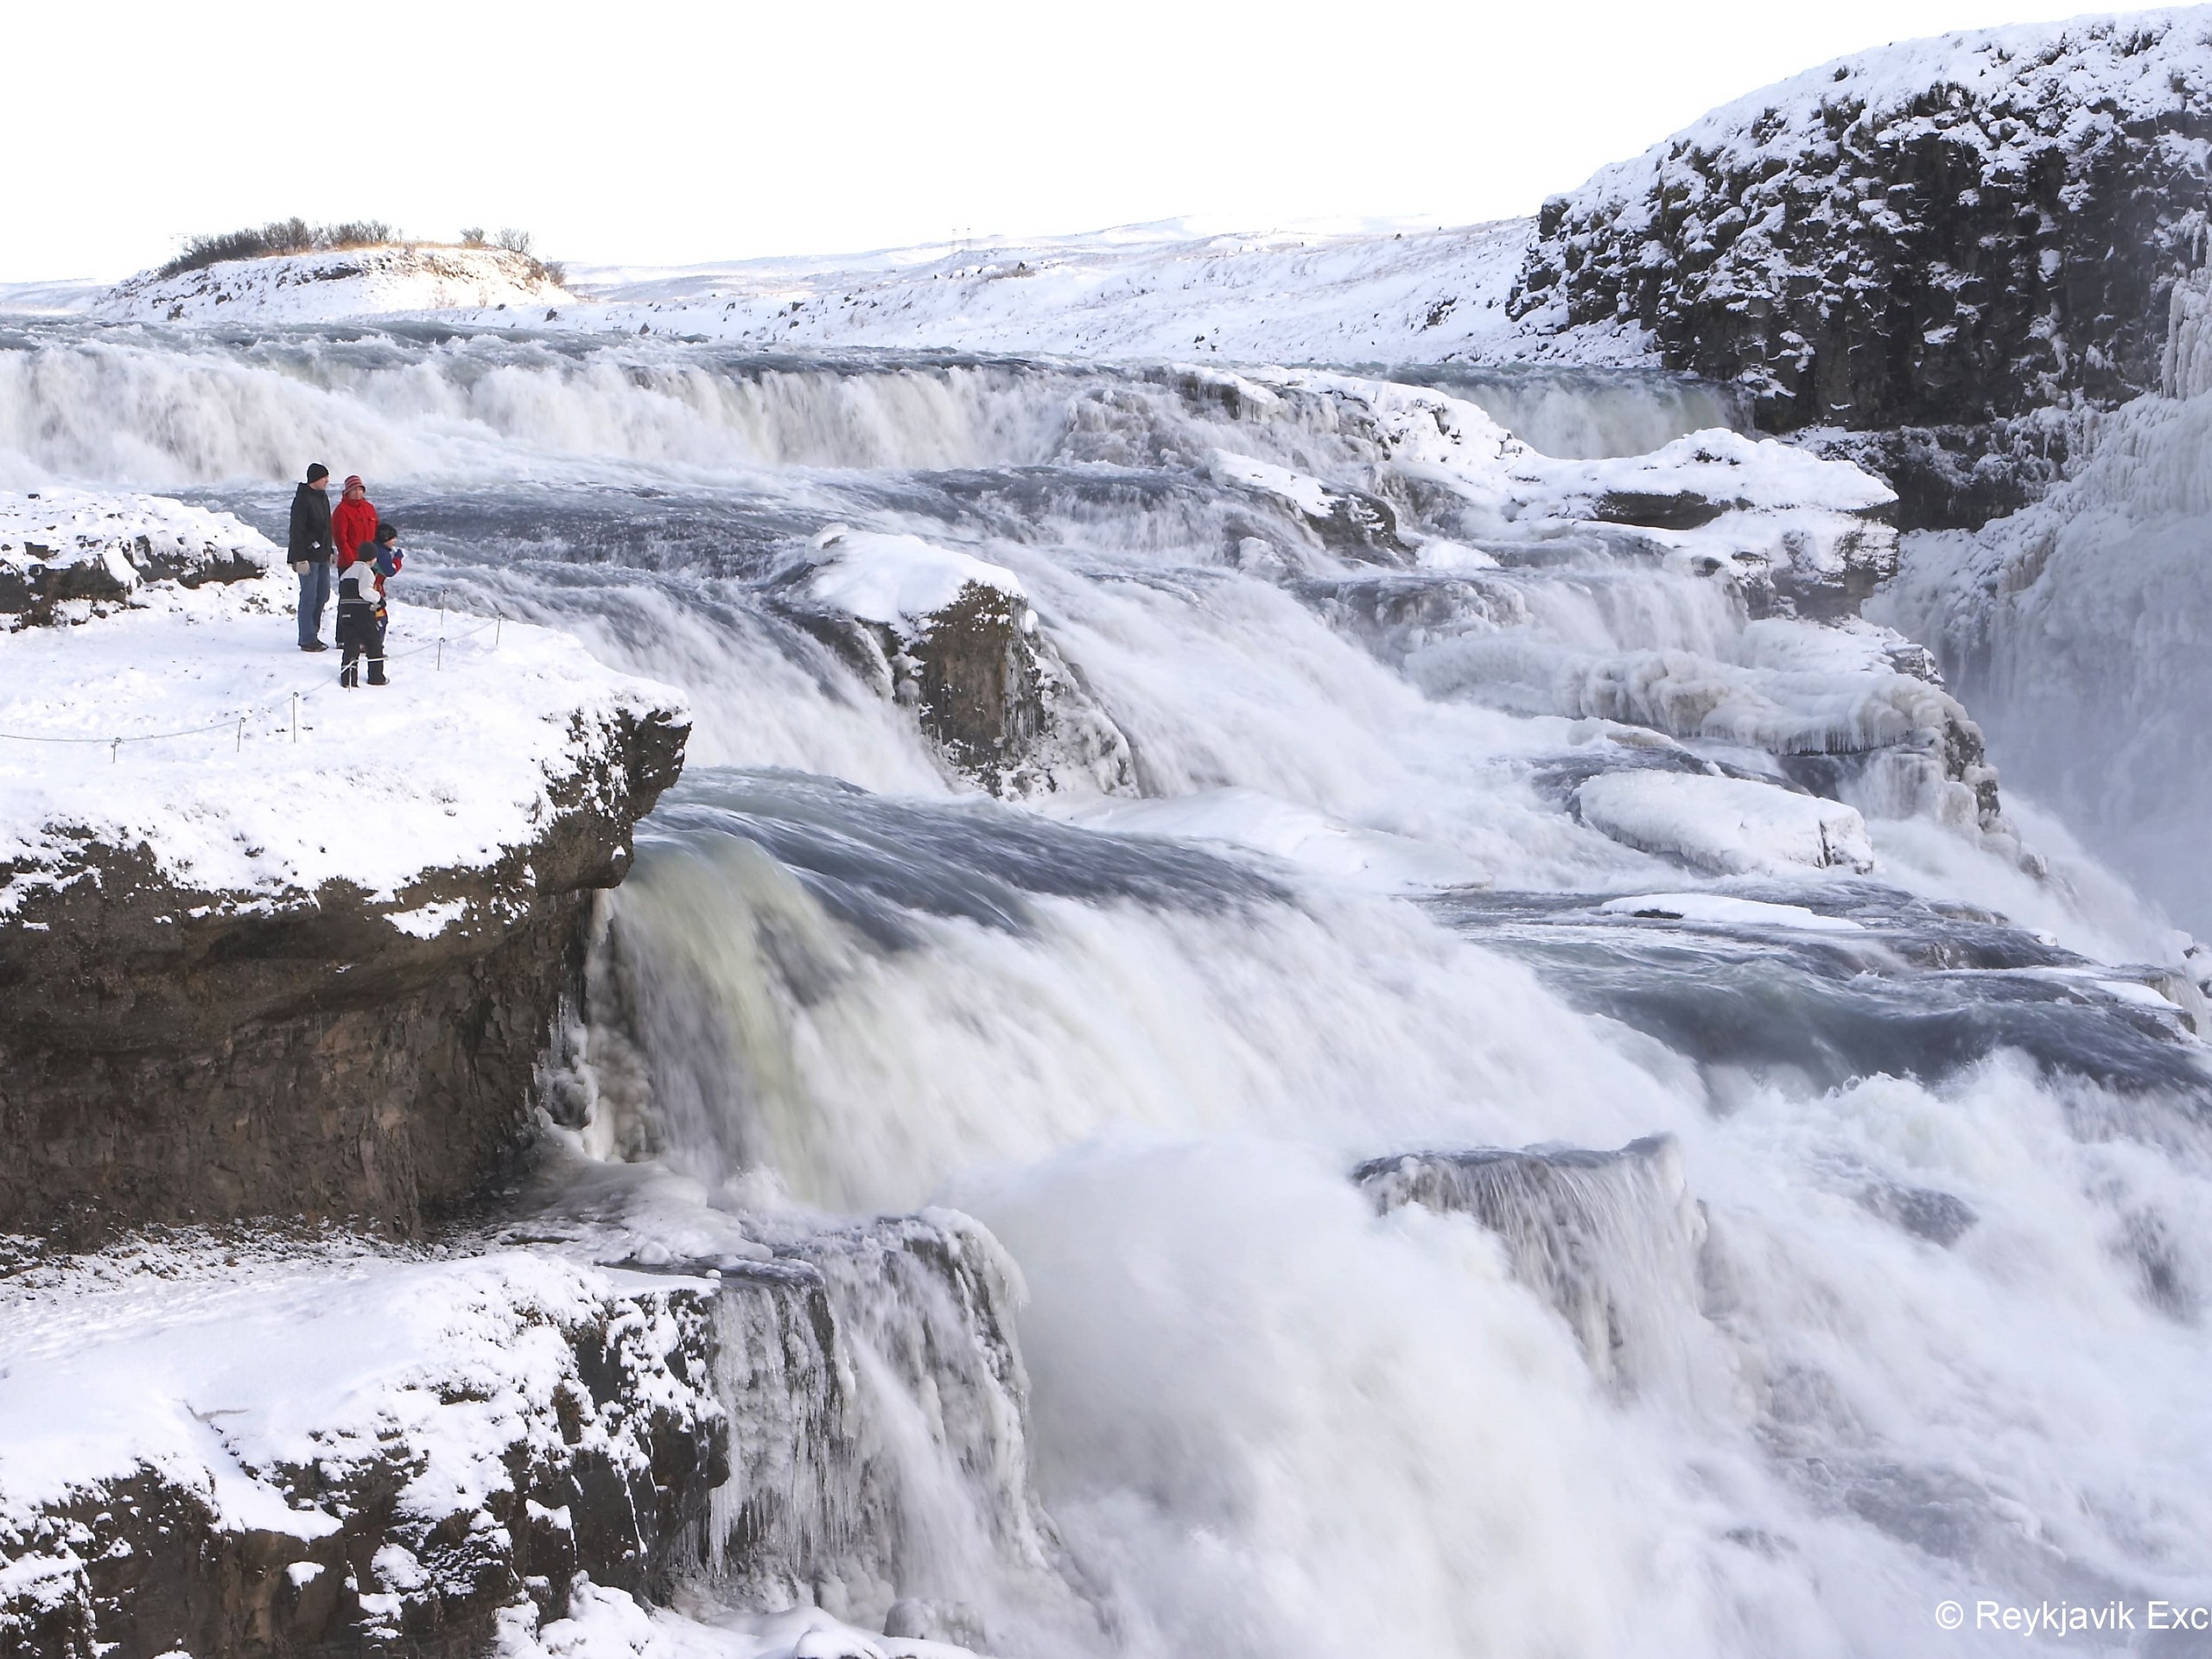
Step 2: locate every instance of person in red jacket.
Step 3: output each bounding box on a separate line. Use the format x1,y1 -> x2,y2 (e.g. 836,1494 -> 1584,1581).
331,474 -> 379,563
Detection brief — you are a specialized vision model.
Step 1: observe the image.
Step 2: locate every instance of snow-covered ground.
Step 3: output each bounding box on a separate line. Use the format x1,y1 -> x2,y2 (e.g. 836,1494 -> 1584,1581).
0,490 -> 683,920
2,486 -> 266,604
22,219 -> 1670,371
550,218 -> 1605,365
95,245 -> 569,326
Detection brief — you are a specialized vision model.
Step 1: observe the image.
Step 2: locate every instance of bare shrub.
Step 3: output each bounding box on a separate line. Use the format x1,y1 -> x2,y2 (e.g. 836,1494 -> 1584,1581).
152,217 -> 569,291
157,219 -> 403,278
321,219 -> 397,249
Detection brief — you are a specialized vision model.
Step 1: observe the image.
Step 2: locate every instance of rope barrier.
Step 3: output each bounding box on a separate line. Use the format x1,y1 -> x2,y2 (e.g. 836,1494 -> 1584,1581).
0,601 -> 507,750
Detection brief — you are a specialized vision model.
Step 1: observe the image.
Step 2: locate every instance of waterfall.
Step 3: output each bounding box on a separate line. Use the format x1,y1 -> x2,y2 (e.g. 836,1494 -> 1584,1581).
702,1216 -> 1067,1643
1352,1135 -> 1713,1398
1878,261 -> 2212,934
1376,365 -> 1752,459
10,308 -> 2212,1656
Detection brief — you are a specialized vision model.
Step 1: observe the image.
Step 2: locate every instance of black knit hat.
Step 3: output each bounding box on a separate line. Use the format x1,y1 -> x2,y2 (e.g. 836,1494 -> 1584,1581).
374,522 -> 398,543
306,462 -> 330,482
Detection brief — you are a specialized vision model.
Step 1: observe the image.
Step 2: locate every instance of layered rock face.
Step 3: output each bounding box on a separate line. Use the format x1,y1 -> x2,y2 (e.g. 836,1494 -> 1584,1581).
0,493 -> 692,1239
1510,14 -> 2212,523
0,1251 -> 728,1659
0,705 -> 684,1240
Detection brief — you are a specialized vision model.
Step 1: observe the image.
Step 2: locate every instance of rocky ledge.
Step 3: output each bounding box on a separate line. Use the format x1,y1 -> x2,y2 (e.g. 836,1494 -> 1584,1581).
0,1243 -> 727,1659
0,492 -> 689,1240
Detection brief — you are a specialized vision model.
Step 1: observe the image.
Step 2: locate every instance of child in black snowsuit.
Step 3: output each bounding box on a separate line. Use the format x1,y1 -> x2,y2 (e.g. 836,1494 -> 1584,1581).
337,523 -> 404,688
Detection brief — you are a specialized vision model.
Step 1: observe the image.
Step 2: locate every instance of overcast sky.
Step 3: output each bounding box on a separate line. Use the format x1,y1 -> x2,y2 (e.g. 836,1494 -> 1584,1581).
3,0 -> 2126,282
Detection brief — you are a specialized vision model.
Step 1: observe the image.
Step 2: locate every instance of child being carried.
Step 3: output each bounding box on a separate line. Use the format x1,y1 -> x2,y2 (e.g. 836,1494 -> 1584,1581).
336,522 -> 404,689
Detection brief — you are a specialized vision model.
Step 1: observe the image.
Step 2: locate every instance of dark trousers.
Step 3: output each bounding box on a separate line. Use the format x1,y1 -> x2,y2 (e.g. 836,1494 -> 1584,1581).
338,602 -> 387,686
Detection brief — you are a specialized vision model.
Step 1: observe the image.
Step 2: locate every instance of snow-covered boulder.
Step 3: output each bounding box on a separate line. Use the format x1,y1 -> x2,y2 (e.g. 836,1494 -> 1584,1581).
1573,771 -> 1876,875
96,244 -> 569,324
793,528 -> 1135,798
1510,10 -> 2212,452
1,489 -> 268,624
0,499 -> 690,1236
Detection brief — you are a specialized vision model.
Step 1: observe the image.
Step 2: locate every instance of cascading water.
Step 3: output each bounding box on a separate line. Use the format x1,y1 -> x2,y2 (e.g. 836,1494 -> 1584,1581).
1877,266 -> 2212,938
5,312 -> 2211,1656
1370,363 -> 1754,460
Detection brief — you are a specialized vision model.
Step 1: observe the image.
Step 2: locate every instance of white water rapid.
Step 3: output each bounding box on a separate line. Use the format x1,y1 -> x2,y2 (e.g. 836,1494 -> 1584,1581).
4,315 -> 2209,1659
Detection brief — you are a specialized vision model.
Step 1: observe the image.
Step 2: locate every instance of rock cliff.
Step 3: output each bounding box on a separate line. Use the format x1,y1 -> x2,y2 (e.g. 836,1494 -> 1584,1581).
0,702 -> 684,1240
0,493 -> 690,1240
1509,13 -> 2212,524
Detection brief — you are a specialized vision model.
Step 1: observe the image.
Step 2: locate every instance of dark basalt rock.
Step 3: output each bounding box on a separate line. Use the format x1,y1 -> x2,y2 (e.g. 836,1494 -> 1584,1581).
0,706 -> 689,1242
786,582 -> 1135,800
2,533 -> 266,626
1795,417 -> 2081,532
1509,15 -> 2212,520
907,582 -> 1048,785
0,1281 -> 727,1659
1588,489 -> 1740,531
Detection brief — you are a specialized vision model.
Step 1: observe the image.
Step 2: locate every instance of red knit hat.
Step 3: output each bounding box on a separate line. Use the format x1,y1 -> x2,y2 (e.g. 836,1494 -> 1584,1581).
343,474 -> 365,491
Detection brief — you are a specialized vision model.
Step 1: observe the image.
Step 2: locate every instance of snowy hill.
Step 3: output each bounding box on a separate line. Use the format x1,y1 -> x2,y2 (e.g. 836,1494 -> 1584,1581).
555,218 -> 1634,365
1513,8 -> 2212,435
95,244 -> 570,324
41,219 -> 1654,369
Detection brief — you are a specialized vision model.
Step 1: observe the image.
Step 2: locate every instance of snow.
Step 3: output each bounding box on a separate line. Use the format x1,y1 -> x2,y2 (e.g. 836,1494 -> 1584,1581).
0,277 -> 105,315
0,492 -> 686,917
1,486 -> 269,601
386,898 -> 468,938
1223,367 -> 1894,588
505,1582 -> 980,1659
1570,429 -> 1894,517
1205,450 -> 1337,518
0,1237 -> 696,1551
553,218 -> 1559,366
12,219 -> 1622,369
806,529 -> 1026,631
1598,892 -> 1866,931
95,245 -> 569,326
1574,772 -> 1875,875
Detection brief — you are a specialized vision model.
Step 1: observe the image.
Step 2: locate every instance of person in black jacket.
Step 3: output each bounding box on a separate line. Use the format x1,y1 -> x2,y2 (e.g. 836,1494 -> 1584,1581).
288,462 -> 334,652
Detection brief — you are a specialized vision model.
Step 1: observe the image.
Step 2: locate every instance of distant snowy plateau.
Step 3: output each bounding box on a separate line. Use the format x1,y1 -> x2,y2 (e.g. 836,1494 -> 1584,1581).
9,10 -> 2212,1659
